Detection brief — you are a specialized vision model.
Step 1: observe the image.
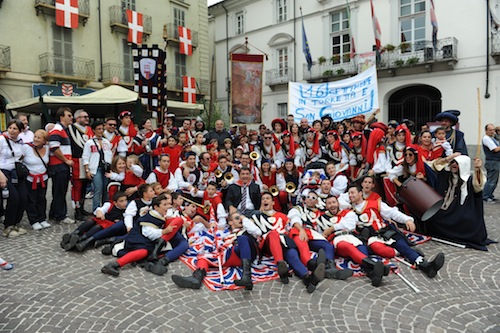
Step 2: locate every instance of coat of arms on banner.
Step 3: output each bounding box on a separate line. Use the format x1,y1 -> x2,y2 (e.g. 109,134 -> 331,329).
139,58 -> 157,80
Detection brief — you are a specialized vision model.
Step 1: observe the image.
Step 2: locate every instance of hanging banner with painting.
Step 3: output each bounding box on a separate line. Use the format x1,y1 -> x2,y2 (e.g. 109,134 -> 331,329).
230,54 -> 264,124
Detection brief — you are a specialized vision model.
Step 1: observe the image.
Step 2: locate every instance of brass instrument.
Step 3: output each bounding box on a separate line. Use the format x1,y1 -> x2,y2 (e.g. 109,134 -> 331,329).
269,185 -> 279,197
214,169 -> 223,178
249,151 -> 260,161
180,196 -> 211,214
285,182 -> 297,194
224,172 -> 234,182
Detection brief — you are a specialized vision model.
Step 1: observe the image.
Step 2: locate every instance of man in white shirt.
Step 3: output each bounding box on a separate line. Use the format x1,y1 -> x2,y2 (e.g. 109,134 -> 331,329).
482,123 -> 500,202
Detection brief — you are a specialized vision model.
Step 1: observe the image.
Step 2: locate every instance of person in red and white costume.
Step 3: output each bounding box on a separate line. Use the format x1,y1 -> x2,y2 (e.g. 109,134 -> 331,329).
68,109 -> 94,221
116,111 -> 138,155
325,162 -> 348,197
300,128 -> 322,169
348,131 -> 367,182
321,130 -> 349,169
338,175 -> 382,210
103,117 -> 123,157
236,152 -> 261,184
197,152 -> 218,191
190,181 -> 228,230
153,136 -> 183,174
145,154 -> 178,193
180,119 -> 195,144
276,159 -> 302,212
275,131 -> 301,169
174,151 -> 201,201
318,196 -> 387,287
256,130 -> 279,169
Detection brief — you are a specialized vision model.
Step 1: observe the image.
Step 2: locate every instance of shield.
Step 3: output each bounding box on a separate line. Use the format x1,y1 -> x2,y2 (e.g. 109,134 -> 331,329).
140,58 -> 157,80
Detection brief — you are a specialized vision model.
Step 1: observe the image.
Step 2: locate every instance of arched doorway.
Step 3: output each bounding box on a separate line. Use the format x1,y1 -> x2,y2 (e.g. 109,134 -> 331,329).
388,85 -> 442,131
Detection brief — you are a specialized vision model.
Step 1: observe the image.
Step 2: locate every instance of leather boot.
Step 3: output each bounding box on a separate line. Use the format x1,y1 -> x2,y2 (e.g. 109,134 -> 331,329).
324,259 -> 353,280
234,259 -> 253,290
64,232 -> 84,251
277,260 -> 289,284
147,238 -> 167,261
417,252 -> 445,278
60,230 -> 80,249
75,236 -> 95,252
171,268 -> 206,289
95,237 -> 116,248
101,261 -> 120,277
75,207 -> 85,221
362,257 -> 384,287
145,256 -> 171,276
302,274 -> 318,293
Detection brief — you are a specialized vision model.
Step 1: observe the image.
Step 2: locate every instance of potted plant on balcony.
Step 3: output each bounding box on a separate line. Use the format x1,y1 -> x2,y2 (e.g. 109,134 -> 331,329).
330,55 -> 340,64
405,57 -> 419,66
343,53 -> 351,63
383,44 -> 396,53
323,70 -> 334,77
394,59 -> 405,67
336,68 -> 346,75
399,42 -> 411,53
318,56 -> 327,65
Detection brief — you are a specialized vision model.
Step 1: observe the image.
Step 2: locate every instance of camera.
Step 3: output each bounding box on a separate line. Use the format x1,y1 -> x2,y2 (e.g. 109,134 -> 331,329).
101,161 -> 112,173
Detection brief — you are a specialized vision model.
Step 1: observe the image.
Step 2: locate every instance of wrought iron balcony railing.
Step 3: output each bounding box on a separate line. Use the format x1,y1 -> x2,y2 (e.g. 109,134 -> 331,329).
266,67 -> 294,86
109,5 -> 152,36
102,63 -> 134,85
0,45 -> 11,72
35,0 -> 90,23
39,53 -> 95,82
163,23 -> 199,48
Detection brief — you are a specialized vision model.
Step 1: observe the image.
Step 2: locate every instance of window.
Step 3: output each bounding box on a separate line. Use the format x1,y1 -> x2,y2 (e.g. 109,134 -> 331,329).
53,23 -> 73,75
236,11 -> 244,35
277,47 -> 288,77
121,0 -> 135,10
330,10 -> 351,63
123,39 -> 133,82
175,52 -> 186,90
174,7 -> 185,27
277,0 -> 287,22
277,103 -> 288,118
399,0 -> 425,50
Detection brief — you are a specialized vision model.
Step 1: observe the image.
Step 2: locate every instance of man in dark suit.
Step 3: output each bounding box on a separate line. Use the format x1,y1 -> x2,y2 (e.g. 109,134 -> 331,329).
225,167 -> 261,217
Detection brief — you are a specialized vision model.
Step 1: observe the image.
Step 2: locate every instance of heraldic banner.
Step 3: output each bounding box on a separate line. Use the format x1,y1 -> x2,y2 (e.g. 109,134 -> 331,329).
288,65 -> 379,123
230,54 -> 264,124
133,44 -> 166,115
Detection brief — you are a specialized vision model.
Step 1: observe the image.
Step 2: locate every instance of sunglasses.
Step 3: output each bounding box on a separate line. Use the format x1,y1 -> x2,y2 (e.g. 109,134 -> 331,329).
264,137 -> 273,140
107,123 -> 117,127
306,195 -> 318,200
404,153 -> 414,157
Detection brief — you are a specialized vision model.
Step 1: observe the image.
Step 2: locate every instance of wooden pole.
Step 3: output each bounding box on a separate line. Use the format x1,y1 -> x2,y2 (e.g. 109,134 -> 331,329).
476,87 -> 482,157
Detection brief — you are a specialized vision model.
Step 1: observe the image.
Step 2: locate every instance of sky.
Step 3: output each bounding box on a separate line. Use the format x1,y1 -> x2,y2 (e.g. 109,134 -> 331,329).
207,0 -> 223,6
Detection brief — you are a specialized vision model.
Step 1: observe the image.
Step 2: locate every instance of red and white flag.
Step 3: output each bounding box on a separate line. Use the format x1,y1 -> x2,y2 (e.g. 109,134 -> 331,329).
178,26 -> 193,56
183,76 -> 196,104
56,0 -> 79,29
370,0 -> 382,51
127,9 -> 143,45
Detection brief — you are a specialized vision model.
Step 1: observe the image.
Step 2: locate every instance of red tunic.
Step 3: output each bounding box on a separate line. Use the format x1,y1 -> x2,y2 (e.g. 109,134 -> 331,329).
154,145 -> 183,174
152,168 -> 171,188
260,171 -> 277,189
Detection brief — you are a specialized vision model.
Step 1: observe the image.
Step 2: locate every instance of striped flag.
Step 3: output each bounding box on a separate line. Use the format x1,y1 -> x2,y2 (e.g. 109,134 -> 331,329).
430,0 -> 438,50
346,0 -> 356,59
370,0 -> 382,51
301,14 -> 313,71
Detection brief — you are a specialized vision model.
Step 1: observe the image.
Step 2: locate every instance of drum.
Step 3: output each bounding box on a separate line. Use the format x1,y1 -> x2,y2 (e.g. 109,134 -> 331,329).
396,177 -> 443,221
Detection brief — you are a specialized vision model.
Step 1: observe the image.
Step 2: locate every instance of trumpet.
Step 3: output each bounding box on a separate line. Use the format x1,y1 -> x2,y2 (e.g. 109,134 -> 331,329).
285,182 -> 296,194
249,151 -> 260,161
180,196 -> 211,214
269,185 -> 279,197
224,172 -> 234,182
214,169 -> 223,178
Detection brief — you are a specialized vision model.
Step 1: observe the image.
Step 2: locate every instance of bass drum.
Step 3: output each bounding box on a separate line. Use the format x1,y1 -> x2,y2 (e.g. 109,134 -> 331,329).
396,177 -> 443,221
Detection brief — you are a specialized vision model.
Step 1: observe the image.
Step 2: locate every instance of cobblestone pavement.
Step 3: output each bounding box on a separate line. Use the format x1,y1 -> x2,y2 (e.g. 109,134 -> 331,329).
0,190 -> 499,333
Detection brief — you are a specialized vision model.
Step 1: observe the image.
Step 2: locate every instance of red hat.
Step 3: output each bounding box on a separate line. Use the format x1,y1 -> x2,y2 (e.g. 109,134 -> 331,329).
326,130 -> 338,137
366,128 -> 386,165
351,115 -> 366,124
395,124 -> 411,146
271,118 -> 287,132
282,130 -> 295,156
369,122 -> 388,133
351,131 -> 366,157
119,110 -> 133,119
350,131 -> 363,140
307,128 -> 320,154
207,144 -> 215,150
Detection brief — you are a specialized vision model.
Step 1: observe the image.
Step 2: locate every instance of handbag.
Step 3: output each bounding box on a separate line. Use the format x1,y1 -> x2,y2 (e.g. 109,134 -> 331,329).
4,137 -> 29,178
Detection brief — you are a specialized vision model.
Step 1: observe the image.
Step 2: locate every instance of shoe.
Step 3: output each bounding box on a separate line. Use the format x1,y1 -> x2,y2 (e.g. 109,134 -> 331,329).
95,237 -> 116,248
484,198 -> 496,203
277,260 -> 289,284
144,258 -> 170,276
14,226 -> 27,235
324,259 -> 353,280
101,261 -> 120,277
234,259 -> 253,290
171,268 -> 206,289
32,222 -> 43,231
58,217 -> 76,224
85,191 -> 94,199
101,245 -> 113,256
418,252 -> 445,278
75,209 -> 84,221
75,237 -> 95,252
0,262 -> 13,270
361,258 -> 384,287
40,221 -> 51,228
64,233 -> 81,251
3,226 -> 19,238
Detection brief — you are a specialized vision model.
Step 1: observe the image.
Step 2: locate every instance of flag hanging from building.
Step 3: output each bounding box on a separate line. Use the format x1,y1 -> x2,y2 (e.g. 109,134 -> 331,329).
127,9 -> 143,45
370,0 -> 382,51
430,0 -> 438,50
346,0 -> 356,59
133,44 -> 166,113
178,26 -> 193,56
230,54 -> 264,124
301,16 -> 313,71
55,0 -> 79,29
183,76 -> 197,104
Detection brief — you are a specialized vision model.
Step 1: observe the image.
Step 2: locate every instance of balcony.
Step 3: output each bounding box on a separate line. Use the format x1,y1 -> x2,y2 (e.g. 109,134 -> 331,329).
35,0 -> 90,25
0,45 -> 11,74
39,53 -> 95,84
303,60 -> 358,82
165,73 -> 209,95
102,63 -> 134,86
377,37 -> 458,77
163,23 -> 199,49
109,5 -> 152,39
266,67 -> 293,89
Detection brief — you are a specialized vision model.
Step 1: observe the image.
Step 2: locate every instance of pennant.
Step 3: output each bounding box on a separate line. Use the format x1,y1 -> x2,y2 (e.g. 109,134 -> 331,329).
183,76 -> 196,104
178,26 -> 193,56
301,16 -> 313,71
127,9 -> 143,45
55,0 -> 79,29
430,0 -> 438,50
370,0 -> 382,51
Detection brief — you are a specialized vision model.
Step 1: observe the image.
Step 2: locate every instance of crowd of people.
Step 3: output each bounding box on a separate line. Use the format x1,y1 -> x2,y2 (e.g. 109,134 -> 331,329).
0,106 -> 497,291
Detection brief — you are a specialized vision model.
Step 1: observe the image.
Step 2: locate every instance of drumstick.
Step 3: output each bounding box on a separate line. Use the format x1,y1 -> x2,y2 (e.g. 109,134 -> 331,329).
476,87 -> 482,158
